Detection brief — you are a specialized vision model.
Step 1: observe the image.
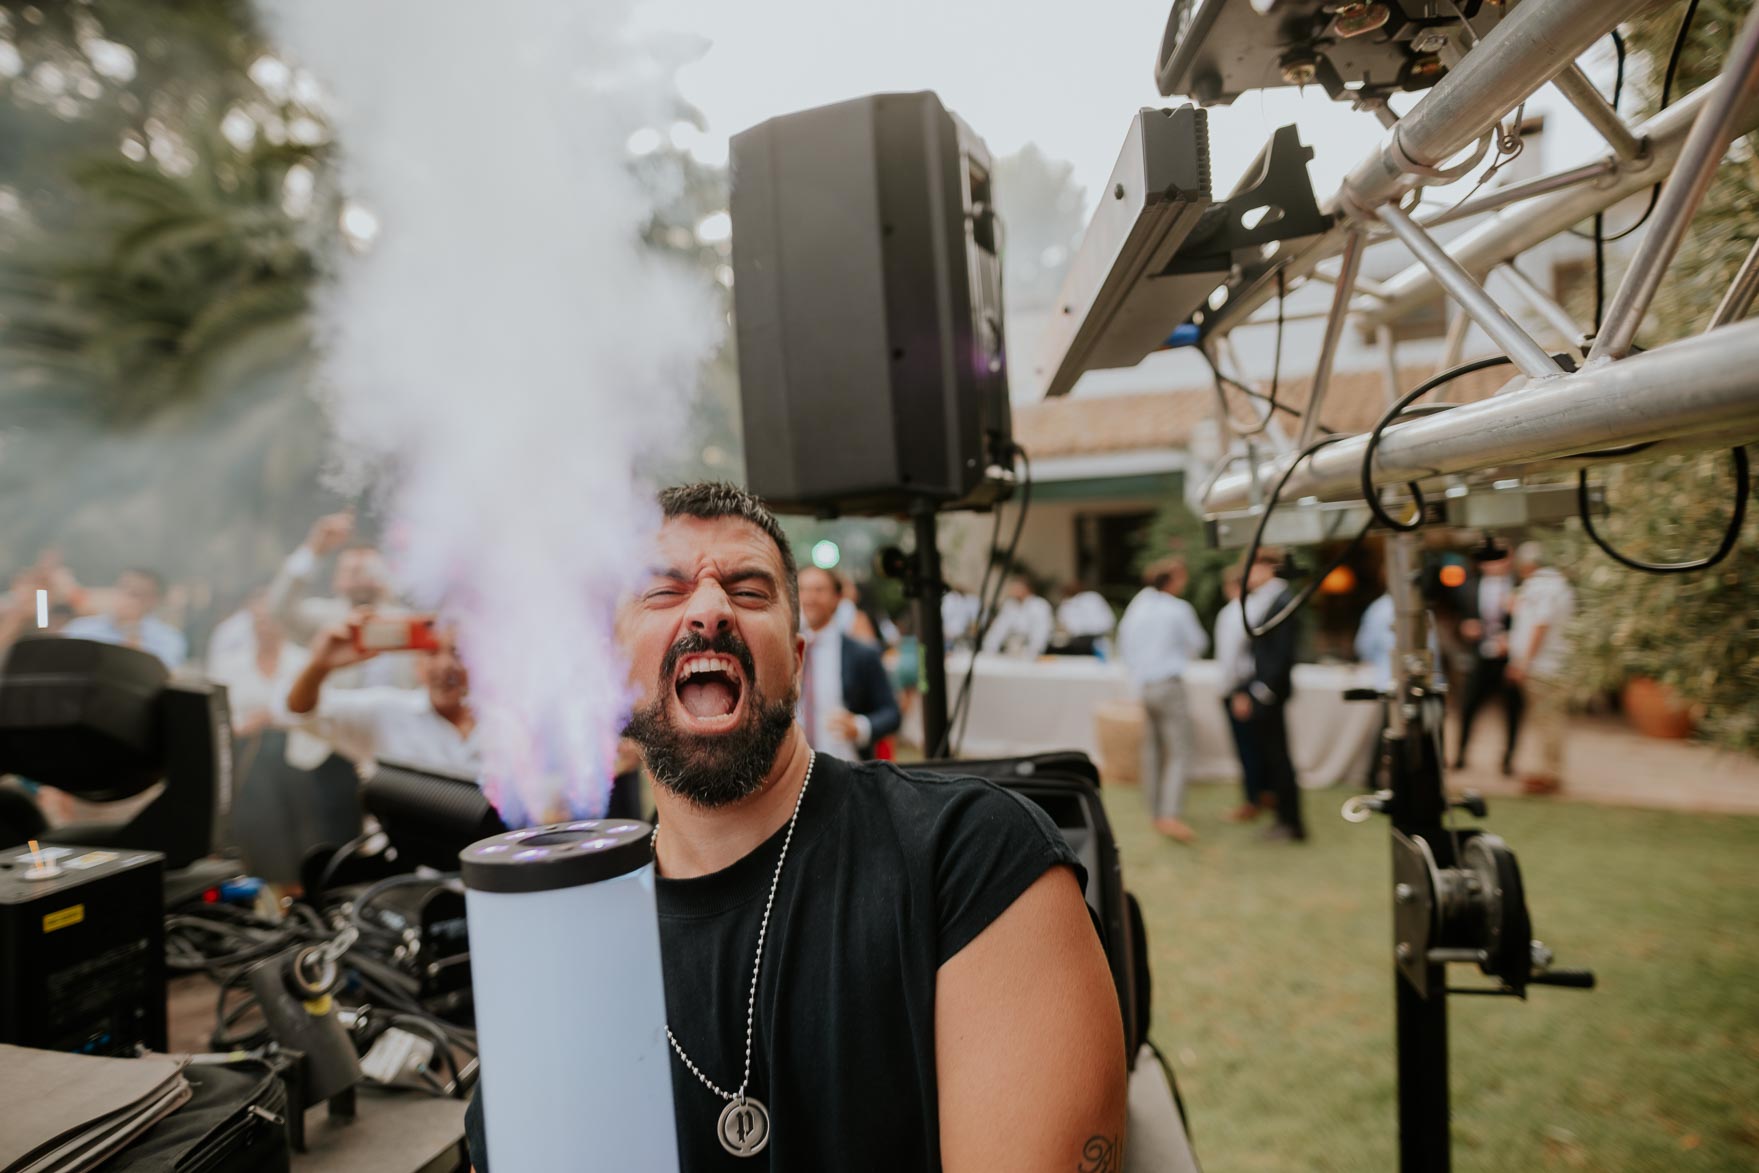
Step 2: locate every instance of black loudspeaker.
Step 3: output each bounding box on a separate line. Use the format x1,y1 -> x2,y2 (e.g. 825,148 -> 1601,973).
731,91 -> 1011,517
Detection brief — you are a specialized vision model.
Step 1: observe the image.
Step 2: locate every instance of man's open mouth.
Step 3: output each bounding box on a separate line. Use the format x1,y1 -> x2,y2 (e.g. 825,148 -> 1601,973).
672,654 -> 746,732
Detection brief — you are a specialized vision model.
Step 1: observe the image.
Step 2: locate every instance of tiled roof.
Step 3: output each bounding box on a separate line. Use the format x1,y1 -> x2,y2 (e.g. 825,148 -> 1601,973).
1013,364 -> 1515,458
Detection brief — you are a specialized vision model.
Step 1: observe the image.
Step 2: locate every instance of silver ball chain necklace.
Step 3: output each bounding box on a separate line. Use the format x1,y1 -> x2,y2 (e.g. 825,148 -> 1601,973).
650,750 -> 815,1158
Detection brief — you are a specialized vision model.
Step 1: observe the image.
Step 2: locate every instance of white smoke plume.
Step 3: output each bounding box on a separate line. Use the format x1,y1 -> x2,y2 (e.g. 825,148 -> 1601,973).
267,2 -> 716,821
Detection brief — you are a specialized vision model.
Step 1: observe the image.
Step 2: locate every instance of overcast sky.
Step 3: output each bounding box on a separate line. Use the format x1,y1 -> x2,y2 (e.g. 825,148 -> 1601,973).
636,0 -> 1616,212
634,0 -> 1623,397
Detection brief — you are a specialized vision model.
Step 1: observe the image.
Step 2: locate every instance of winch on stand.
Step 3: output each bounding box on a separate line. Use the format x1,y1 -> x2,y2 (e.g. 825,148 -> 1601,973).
1341,532 -> 1596,1172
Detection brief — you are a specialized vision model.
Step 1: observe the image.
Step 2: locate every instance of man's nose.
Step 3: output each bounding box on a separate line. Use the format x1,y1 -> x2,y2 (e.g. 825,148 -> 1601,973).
683,581 -> 734,635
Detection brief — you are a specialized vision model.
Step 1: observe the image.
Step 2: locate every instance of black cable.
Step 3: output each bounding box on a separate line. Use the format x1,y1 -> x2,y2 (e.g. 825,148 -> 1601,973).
937,442 -> 1033,758
1359,356 -> 1518,532
1573,4 -> 1696,245
1578,447 -> 1750,573
1593,211 -> 1608,330
1269,268 -> 1284,414
1199,342 -> 1341,437
939,483 -> 1006,755
314,828 -> 379,898
1240,433 -> 1374,642
942,445 -> 1030,757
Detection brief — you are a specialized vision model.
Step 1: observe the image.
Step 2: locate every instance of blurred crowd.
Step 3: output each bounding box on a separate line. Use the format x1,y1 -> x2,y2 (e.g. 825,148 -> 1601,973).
4,512 -> 1576,879
2,513 -> 475,883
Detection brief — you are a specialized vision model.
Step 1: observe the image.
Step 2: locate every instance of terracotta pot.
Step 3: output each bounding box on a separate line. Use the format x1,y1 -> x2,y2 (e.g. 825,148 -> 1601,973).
1621,677 -> 1694,740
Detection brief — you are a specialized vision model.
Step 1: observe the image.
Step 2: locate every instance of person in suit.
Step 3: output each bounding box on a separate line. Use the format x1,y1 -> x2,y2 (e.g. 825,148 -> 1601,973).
1227,549 -> 1304,842
1213,566 -> 1265,821
1452,544 -> 1522,775
796,566 -> 901,760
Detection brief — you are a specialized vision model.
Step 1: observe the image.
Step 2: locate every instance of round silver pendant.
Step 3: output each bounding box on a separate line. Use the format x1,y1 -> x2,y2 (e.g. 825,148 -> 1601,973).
717,1097 -> 770,1157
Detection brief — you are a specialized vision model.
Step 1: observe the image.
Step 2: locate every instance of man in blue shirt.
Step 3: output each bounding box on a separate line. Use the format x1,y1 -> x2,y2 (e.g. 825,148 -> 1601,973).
62,568 -> 188,670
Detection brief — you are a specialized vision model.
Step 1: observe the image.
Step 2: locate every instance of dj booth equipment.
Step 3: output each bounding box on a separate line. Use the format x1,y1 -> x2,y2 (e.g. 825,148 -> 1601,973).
0,636 -> 231,872
730,90 -> 1012,517
0,843 -> 166,1056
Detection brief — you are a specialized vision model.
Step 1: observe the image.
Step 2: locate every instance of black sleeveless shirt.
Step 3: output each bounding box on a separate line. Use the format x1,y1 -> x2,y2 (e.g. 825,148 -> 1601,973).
467,755 -> 1080,1171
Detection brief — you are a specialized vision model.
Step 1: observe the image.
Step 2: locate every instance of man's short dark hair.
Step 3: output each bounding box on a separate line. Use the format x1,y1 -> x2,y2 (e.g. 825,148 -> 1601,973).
659,482 -> 799,621
1145,557 -> 1186,591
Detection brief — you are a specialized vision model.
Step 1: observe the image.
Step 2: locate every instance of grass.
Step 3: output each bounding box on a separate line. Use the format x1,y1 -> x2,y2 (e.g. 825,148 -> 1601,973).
1107,781 -> 1759,1172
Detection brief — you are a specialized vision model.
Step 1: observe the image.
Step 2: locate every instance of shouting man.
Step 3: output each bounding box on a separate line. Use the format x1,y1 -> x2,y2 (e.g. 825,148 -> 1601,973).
467,482 -> 1126,1171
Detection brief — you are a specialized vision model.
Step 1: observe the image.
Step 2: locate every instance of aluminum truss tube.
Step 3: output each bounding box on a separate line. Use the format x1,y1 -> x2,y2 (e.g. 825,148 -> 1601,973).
1436,308 -> 1470,374
1298,229 -> 1366,450
1201,319 -> 1759,514
1375,203 -> 1564,379
1551,65 -> 1646,161
1363,79 -> 1759,329
1407,158 -> 1618,232
1339,0 -> 1655,213
1309,263 -> 1388,302
1378,324 -> 1402,409
1710,237 -> 1759,328
1589,4 -> 1759,363
1496,263 -> 1587,360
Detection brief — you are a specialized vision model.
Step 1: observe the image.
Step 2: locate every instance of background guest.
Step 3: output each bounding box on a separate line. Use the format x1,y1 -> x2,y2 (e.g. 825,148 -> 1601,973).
797,566 -> 901,761
941,582 -> 981,651
62,567 -> 188,670
207,592 -> 335,882
981,573 -> 1054,658
1508,542 -> 1575,796
283,610 -> 480,778
1213,566 -> 1264,822
1453,544 -> 1522,775
267,511 -> 414,689
1057,579 -> 1116,653
1229,550 -> 1304,842
1118,558 -> 1209,843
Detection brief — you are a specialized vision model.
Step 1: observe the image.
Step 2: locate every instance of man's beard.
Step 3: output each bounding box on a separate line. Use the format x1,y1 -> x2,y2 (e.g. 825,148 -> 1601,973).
622,630 -> 797,809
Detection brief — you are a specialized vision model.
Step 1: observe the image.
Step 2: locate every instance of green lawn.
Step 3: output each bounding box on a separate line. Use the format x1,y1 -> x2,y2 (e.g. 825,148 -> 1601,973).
1107,782 -> 1759,1171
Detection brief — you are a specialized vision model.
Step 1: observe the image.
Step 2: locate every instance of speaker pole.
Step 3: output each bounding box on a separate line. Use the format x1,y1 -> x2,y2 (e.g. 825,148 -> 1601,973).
912,502 -> 950,757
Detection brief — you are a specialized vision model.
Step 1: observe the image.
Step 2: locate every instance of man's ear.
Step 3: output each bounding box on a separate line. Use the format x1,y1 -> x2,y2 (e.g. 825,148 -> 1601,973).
794,631 -> 806,676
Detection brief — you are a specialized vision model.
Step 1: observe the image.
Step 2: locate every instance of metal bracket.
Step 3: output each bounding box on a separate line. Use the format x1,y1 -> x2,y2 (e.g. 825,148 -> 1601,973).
1174,124 -> 1336,278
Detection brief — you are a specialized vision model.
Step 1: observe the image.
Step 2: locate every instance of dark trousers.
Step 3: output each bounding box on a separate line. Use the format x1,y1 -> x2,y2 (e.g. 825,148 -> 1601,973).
1456,655 -> 1523,768
229,741 -> 362,884
1247,700 -> 1303,836
1225,702 -> 1264,806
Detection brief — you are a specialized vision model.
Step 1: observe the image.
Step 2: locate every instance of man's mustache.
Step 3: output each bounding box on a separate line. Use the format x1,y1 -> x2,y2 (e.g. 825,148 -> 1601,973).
659,629 -> 757,687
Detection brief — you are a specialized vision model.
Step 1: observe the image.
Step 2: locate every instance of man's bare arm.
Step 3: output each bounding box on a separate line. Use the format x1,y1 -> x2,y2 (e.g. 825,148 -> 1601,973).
936,865 -> 1129,1172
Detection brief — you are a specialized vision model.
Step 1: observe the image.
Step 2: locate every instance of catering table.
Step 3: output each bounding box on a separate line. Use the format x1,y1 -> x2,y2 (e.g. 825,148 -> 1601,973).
945,653 -> 1380,789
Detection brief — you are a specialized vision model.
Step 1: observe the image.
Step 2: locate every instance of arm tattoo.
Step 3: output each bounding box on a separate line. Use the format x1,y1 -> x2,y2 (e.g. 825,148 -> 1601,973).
1078,1134 -> 1122,1173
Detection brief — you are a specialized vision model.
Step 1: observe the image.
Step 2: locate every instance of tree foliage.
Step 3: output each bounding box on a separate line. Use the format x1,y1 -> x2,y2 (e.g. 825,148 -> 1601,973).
1563,0 -> 1759,750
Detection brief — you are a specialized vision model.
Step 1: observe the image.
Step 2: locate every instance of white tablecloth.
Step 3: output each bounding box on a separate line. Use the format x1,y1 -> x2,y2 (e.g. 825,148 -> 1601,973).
944,654 -> 1379,789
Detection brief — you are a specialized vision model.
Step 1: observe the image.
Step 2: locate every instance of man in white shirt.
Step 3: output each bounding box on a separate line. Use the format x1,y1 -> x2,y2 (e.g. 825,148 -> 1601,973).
1507,542 -> 1574,796
266,513 -> 415,690
941,586 -> 981,650
1056,582 -> 1116,646
980,575 -> 1054,658
283,610 -> 480,779
796,567 -> 900,760
1117,558 -> 1209,843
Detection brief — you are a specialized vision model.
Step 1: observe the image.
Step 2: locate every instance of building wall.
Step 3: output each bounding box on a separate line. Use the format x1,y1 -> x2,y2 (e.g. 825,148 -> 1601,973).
938,492 -> 1172,599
